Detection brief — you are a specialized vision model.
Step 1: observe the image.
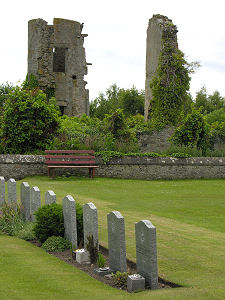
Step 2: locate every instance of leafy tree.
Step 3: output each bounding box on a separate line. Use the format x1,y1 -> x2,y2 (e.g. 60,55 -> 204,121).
90,84 -> 144,119
195,86 -> 225,114
1,86 -> 60,154
0,82 -> 14,113
150,21 -> 195,126
170,109 -> 210,154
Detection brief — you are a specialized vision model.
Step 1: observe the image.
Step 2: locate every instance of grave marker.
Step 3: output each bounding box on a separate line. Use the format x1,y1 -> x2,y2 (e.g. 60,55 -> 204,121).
30,186 -> 41,221
20,182 -> 31,221
45,190 -> 56,205
63,195 -> 77,248
83,202 -> 99,250
0,176 -> 5,206
107,211 -> 127,272
8,178 -> 17,210
135,220 -> 158,289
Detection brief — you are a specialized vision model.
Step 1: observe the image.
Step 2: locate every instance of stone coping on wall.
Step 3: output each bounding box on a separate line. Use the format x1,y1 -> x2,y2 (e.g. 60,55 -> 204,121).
96,156 -> 225,166
0,154 -> 225,166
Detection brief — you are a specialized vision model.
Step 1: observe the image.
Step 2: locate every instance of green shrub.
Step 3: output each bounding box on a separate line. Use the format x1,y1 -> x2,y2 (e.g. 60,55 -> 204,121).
33,203 -> 64,243
97,252 -> 106,268
1,85 -> 60,154
76,202 -> 84,247
16,222 -> 36,241
0,203 -> 24,236
112,271 -> 129,288
42,236 -> 71,252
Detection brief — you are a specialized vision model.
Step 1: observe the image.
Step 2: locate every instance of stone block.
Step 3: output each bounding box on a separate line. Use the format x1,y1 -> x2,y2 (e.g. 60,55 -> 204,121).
0,176 -> 5,206
107,211 -> 127,272
76,249 -> 90,264
94,267 -> 111,277
127,274 -> 145,292
83,202 -> 98,250
45,190 -> 56,205
135,220 -> 158,289
20,182 -> 31,221
30,186 -> 41,222
63,195 -> 77,248
7,178 -> 17,211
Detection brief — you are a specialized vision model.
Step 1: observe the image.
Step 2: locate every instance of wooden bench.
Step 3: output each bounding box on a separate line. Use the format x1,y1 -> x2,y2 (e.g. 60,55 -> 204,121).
45,150 -> 99,178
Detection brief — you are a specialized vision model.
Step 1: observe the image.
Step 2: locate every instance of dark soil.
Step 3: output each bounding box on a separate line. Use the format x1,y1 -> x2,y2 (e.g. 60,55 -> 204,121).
30,240 -> 179,292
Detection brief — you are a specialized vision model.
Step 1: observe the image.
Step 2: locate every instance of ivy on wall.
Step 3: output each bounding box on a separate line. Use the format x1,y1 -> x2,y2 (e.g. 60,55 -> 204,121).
150,20 -> 191,127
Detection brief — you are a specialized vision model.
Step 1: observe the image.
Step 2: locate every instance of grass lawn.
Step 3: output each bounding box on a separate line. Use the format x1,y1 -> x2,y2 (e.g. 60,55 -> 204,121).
1,176 -> 225,299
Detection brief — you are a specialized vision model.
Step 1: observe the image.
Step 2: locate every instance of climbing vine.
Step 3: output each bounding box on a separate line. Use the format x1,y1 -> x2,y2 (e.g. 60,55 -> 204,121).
150,19 -> 192,127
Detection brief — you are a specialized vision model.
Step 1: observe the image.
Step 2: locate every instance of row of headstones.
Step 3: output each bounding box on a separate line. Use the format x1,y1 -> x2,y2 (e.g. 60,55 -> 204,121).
0,176 -> 158,290
0,176 -> 57,221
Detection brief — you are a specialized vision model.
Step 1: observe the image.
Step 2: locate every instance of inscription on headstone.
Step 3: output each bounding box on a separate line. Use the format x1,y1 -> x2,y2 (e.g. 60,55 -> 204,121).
45,190 -> 56,205
20,182 -> 31,221
135,220 -> 158,289
107,211 -> 127,272
8,178 -> 17,210
30,186 -> 41,222
0,176 -> 5,206
83,202 -> 99,250
63,195 -> 77,248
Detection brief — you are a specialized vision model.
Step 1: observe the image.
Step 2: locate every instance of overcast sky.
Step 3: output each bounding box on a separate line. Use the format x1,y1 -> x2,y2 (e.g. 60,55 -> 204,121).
1,0 -> 225,101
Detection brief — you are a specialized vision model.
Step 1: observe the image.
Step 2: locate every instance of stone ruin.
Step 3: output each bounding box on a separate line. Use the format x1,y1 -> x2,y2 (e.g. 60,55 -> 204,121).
144,14 -> 178,121
28,18 -> 90,117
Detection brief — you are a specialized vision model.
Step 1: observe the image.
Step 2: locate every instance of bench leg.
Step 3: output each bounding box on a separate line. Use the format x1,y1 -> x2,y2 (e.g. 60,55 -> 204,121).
89,168 -> 92,178
48,167 -> 50,177
92,168 -> 95,178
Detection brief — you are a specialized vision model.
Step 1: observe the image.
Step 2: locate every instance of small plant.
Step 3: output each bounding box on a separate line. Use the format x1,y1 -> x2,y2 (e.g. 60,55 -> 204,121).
112,271 -> 129,289
0,203 -> 24,236
76,202 -> 84,247
97,252 -> 106,268
86,234 -> 98,264
42,236 -> 71,252
33,203 -> 64,243
16,222 -> 36,241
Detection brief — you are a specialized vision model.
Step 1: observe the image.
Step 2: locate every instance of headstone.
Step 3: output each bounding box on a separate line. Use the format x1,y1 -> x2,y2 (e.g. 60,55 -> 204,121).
63,195 -> 77,248
8,178 -> 17,210
0,176 -> 5,206
127,274 -> 145,292
45,190 -> 56,205
135,220 -> 158,289
83,202 -> 99,250
75,248 -> 90,264
30,186 -> 41,222
107,211 -> 127,272
20,182 -> 31,221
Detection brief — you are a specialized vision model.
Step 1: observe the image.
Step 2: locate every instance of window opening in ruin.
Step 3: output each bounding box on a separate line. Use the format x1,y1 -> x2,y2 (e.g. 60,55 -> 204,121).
59,106 -> 64,116
72,75 -> 77,80
53,47 -> 66,72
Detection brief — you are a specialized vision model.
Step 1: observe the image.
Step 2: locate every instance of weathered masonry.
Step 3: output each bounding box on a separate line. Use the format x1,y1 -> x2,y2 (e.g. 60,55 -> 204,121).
144,15 -> 178,121
28,18 -> 90,117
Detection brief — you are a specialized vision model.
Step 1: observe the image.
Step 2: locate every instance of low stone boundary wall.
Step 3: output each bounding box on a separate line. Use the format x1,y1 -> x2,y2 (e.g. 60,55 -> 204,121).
0,155 -> 225,180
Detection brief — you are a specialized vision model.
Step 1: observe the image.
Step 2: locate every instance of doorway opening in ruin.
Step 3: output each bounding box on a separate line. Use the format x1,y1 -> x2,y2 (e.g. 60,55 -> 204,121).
59,106 -> 65,116
53,48 -> 66,72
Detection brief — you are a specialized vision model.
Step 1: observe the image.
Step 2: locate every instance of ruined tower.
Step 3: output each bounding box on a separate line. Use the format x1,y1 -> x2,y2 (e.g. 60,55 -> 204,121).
144,15 -> 178,121
28,18 -> 90,117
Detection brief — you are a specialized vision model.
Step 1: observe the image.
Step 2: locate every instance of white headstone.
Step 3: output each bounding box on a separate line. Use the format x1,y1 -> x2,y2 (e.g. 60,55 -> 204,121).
20,182 -> 31,221
0,176 -> 5,206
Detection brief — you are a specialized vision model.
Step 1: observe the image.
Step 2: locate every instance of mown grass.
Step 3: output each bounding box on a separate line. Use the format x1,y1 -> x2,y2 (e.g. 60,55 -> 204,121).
1,176 -> 225,299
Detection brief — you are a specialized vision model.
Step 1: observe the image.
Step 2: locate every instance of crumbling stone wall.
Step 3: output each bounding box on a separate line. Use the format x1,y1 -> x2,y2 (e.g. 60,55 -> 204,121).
28,18 -> 90,117
144,15 -> 178,121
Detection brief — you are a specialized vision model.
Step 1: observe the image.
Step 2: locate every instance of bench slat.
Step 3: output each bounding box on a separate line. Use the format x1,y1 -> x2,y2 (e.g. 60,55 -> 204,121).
48,165 -> 99,168
45,150 -> 94,154
45,160 -> 96,165
45,155 -> 95,159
